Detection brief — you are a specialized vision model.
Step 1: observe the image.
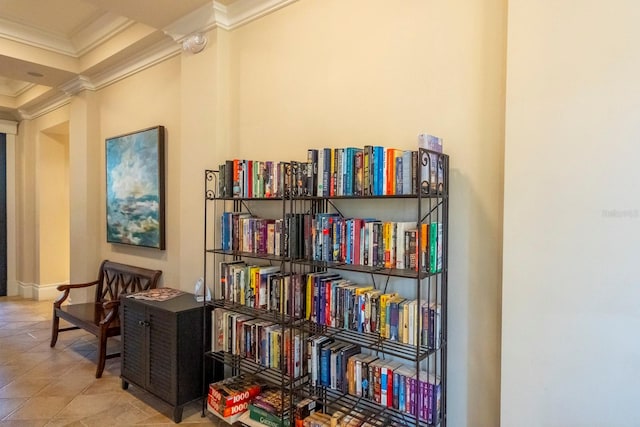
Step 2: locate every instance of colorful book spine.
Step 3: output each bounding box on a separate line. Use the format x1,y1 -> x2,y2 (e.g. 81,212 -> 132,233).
307,149 -> 318,196
420,223 -> 429,273
430,221 -> 443,273
408,374 -> 417,416
363,145 -> 372,196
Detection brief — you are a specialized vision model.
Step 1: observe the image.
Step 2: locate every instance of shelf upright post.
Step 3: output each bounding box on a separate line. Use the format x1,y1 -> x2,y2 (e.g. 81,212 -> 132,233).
440,153 -> 449,427
417,152 -> 424,427
202,169 -> 217,417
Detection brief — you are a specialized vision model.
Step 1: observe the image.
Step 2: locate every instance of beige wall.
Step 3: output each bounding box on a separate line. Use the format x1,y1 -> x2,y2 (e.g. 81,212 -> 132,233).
16,106 -> 70,298
94,56 -> 181,285
16,120 -> 36,287
227,1 -> 506,426
15,59 -> 184,295
68,90 -> 101,295
38,127 -> 70,287
14,1 -> 506,425
4,122 -> 18,296
177,28 -> 224,290
16,56 -> 202,299
502,1 -> 640,426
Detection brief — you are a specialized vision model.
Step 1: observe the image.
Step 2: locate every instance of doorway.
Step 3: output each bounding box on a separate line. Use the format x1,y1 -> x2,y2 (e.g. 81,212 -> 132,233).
39,124 -> 70,296
0,133 -> 5,296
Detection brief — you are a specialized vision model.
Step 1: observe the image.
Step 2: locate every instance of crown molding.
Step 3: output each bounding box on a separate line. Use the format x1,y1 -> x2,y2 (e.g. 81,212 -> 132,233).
87,37 -> 181,90
0,13 -> 133,59
65,0 -> 299,102
72,13 -> 135,57
15,0 -> 302,121
163,2 -> 218,42
18,90 -> 71,121
59,76 -> 95,95
0,81 -> 34,98
0,16 -> 76,56
214,0 -> 299,30
17,37 -> 180,120
163,0 -> 299,40
13,82 -> 35,98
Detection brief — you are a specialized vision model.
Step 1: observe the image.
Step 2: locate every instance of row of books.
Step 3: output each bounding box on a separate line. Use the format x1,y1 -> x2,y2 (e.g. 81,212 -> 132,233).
220,212 -> 310,260
218,262 -> 306,317
307,335 -> 441,423
211,308 -> 305,378
217,158 -> 317,199
220,210 -> 444,273
306,271 -> 442,347
211,297 -> 439,384
207,335 -> 439,424
217,263 -> 442,348
216,134 -> 445,199
308,216 -> 443,272
315,146 -> 422,198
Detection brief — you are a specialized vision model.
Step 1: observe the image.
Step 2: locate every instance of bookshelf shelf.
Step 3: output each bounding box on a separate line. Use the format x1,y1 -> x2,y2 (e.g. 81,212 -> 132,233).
292,259 -> 439,280
305,321 -> 438,362
208,299 -> 305,327
207,351 -> 308,390
301,386 -> 436,427
202,145 -> 448,427
206,248 -> 290,263
209,194 -> 444,201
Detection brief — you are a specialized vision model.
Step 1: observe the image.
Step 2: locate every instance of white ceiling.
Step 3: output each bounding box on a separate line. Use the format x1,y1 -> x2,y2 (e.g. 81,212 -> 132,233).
0,0 -> 267,120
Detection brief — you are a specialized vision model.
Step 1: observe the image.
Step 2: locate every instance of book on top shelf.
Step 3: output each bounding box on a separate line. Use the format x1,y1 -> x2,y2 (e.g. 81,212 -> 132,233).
418,133 -> 444,194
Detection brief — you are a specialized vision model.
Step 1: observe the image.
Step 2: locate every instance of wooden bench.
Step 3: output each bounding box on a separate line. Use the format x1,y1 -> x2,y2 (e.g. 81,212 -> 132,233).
50,260 -> 162,378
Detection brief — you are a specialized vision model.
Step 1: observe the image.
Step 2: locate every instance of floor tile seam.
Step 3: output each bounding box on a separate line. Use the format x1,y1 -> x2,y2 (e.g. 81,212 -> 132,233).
45,392 -> 99,424
1,394 -> 71,422
0,371 -> 52,397
0,396 -> 30,421
64,394 -> 142,426
47,417 -> 91,427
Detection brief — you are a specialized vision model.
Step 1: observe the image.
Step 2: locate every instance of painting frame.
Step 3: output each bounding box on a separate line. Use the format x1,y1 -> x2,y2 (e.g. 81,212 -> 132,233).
105,125 -> 166,250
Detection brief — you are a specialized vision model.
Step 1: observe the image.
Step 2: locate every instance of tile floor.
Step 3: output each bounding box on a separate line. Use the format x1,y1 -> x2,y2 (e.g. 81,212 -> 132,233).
0,296 -> 230,427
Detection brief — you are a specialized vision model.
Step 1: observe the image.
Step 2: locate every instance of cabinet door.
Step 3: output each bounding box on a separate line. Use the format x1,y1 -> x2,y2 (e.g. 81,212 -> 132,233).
176,307 -> 204,405
121,299 -> 147,387
147,307 -> 177,404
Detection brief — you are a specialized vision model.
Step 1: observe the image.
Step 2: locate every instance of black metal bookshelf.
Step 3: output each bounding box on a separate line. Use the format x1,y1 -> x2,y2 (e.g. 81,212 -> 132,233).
201,148 -> 448,427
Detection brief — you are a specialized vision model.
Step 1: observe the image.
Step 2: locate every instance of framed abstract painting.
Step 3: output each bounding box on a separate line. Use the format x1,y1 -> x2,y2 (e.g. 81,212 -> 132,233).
105,125 -> 165,249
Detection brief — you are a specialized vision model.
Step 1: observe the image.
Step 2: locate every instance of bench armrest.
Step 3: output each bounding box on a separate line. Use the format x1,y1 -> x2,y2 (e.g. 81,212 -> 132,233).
101,300 -> 121,326
57,280 -> 100,292
53,280 -> 99,308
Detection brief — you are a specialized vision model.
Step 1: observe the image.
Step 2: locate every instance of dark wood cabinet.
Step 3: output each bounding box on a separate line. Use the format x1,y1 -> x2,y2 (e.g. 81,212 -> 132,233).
121,292 -> 204,423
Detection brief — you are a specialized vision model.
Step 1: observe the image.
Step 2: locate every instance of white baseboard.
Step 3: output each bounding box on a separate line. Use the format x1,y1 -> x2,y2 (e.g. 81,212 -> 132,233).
36,282 -> 67,301
18,281 -> 34,299
18,281 -> 68,301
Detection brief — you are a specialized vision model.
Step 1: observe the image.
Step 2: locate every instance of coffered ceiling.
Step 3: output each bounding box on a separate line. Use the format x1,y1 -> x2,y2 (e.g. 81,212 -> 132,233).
0,0 -> 294,121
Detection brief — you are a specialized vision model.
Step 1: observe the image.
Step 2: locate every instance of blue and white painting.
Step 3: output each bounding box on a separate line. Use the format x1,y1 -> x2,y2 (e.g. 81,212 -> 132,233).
106,126 -> 165,249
